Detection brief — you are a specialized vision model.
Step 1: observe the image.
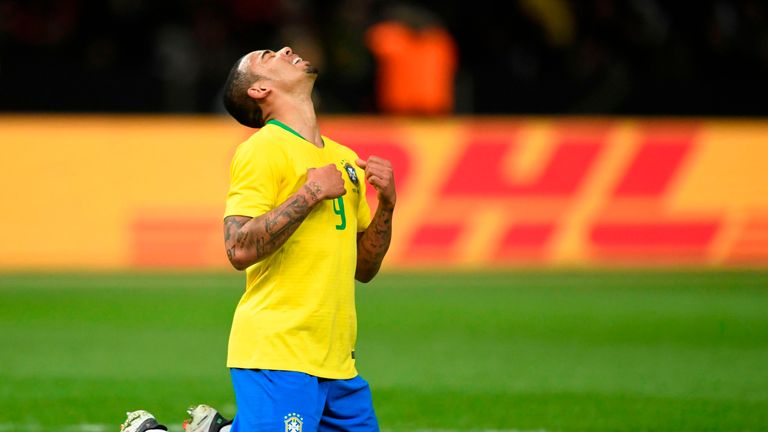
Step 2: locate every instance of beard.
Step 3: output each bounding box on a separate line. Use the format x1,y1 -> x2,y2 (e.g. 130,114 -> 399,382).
305,65 -> 319,75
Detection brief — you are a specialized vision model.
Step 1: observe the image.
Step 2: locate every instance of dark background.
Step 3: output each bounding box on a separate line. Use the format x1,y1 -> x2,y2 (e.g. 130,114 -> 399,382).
2,0 -> 767,116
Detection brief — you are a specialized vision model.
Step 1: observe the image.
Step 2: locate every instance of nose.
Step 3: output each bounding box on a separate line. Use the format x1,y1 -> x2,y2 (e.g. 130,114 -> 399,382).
279,47 -> 292,56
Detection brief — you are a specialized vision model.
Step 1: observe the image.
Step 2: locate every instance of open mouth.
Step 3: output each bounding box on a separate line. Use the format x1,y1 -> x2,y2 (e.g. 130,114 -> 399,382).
292,57 -> 303,65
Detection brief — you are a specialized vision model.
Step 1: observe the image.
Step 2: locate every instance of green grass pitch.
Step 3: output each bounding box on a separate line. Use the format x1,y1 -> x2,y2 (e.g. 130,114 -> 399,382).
1,271 -> 767,431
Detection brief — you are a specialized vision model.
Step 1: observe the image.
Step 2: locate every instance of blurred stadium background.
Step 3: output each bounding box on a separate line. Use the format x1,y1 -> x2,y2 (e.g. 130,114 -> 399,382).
2,1 -> 768,431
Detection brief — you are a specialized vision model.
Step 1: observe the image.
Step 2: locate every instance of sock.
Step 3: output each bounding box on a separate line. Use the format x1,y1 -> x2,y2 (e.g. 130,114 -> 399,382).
220,425 -> 232,432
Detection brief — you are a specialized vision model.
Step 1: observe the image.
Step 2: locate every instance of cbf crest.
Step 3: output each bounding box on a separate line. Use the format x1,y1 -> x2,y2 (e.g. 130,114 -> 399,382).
343,162 -> 359,186
284,412 -> 303,432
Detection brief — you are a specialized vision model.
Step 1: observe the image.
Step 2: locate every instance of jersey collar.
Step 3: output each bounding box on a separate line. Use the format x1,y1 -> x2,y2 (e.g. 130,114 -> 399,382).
266,119 -> 305,140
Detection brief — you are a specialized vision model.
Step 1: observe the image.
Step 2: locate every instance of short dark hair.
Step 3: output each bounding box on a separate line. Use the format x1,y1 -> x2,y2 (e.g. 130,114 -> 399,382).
222,55 -> 264,128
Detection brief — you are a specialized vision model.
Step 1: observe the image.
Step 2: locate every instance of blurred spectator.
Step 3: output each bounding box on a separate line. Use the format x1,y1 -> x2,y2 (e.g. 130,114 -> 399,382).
0,0 -> 79,46
365,4 -> 457,115
1,0 -> 768,116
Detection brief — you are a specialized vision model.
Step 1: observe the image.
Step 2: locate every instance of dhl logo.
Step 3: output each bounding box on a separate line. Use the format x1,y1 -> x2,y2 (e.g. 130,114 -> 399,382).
324,118 -> 768,268
1,116 -> 766,269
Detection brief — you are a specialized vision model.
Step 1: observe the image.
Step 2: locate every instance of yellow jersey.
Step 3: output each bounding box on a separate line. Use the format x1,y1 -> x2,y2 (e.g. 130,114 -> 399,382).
224,120 -> 372,379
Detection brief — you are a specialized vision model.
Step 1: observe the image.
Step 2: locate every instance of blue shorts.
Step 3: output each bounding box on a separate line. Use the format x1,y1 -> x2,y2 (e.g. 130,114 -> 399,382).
230,368 -> 379,432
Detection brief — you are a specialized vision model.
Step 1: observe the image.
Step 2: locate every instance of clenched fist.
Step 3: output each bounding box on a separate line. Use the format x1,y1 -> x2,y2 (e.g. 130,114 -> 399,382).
356,156 -> 396,210
305,164 -> 346,202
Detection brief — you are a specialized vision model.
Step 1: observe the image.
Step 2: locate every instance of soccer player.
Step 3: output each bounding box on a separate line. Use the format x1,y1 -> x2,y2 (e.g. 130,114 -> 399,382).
121,46 -> 395,432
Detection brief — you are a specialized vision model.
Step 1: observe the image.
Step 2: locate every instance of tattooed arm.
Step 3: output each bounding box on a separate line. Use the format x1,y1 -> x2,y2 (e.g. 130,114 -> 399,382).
224,164 -> 346,271
355,156 -> 396,283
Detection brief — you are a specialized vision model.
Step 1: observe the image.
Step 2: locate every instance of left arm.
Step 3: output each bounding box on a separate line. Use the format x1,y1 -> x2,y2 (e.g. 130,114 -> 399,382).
355,156 -> 396,283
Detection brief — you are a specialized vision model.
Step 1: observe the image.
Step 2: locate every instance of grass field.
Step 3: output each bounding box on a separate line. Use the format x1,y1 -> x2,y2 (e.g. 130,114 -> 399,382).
1,271 -> 767,431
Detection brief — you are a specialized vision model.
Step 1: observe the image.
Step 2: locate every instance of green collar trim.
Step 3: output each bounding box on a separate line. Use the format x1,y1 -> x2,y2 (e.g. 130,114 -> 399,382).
266,119 -> 304,140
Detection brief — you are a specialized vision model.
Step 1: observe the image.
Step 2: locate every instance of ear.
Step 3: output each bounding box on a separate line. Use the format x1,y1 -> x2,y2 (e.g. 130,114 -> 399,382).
247,82 -> 270,101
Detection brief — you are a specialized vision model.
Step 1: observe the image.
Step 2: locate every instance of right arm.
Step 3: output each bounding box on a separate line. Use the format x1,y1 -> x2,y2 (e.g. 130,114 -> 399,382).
224,164 -> 346,271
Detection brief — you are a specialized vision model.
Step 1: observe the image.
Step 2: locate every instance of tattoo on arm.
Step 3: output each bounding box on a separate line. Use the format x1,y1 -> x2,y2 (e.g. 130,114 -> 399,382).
356,207 -> 394,281
259,194 -> 311,254
224,215 -> 249,266
303,181 -> 322,202
224,216 -> 246,242
224,191 -> 315,269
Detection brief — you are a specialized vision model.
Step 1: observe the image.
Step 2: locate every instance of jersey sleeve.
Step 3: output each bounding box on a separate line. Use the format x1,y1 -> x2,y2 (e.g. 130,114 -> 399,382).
224,141 -> 280,218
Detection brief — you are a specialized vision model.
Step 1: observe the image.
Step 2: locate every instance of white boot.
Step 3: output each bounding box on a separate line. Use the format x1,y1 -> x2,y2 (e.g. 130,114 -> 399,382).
120,410 -> 167,432
183,404 -> 232,432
